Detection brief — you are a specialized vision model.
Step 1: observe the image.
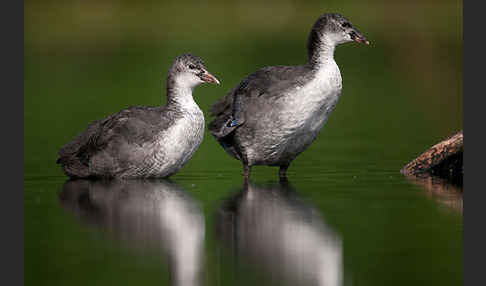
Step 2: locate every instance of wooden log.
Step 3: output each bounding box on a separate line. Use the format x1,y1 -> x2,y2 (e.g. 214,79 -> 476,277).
401,130 -> 463,185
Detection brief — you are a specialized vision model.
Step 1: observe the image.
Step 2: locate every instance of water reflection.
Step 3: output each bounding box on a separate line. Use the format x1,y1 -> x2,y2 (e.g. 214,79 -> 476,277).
59,179 -> 205,286
216,180 -> 342,286
404,175 -> 463,213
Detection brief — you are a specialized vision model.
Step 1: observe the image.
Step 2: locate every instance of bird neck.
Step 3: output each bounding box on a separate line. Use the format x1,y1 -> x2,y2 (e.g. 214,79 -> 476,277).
308,42 -> 336,69
166,87 -> 199,111
166,76 -> 199,111
307,28 -> 338,69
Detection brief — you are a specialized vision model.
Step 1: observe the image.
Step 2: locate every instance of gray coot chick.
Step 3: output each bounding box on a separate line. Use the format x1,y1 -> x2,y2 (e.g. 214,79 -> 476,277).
208,13 -> 369,179
57,53 -> 220,179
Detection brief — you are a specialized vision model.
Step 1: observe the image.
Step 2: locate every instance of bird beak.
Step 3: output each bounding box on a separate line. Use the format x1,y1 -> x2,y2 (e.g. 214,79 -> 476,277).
200,70 -> 220,85
350,29 -> 370,45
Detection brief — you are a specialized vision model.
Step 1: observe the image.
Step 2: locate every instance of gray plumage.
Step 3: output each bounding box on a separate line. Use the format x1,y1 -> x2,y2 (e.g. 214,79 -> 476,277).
57,53 -> 220,179
208,13 -> 369,179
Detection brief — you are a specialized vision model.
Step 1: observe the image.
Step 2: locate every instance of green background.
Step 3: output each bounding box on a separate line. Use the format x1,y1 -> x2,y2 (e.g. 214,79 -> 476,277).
25,0 -> 462,285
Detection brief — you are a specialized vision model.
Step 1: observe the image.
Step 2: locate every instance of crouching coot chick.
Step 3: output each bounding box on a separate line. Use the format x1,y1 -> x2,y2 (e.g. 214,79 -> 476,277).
57,53 -> 220,179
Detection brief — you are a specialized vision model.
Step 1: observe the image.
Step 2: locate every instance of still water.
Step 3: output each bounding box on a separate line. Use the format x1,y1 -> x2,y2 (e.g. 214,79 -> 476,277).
24,163 -> 462,286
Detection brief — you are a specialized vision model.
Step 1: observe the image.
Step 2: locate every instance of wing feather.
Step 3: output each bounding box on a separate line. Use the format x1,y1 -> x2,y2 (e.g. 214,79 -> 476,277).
57,106 -> 179,168
208,65 -> 311,139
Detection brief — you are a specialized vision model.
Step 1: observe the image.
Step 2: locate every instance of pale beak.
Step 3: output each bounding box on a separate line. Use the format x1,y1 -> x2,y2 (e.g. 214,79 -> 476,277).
350,29 -> 370,45
199,70 -> 220,85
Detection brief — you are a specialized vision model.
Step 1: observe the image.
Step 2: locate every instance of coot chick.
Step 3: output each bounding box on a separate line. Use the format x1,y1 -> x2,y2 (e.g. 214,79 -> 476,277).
57,53 -> 219,179
208,13 -> 369,179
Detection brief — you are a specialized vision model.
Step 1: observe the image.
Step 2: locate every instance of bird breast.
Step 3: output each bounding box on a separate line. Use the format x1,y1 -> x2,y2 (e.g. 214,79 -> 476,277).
152,108 -> 205,176
283,61 -> 342,133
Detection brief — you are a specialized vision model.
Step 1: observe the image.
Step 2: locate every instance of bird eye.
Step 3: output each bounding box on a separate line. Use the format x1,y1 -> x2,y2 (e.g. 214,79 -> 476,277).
188,64 -> 197,70
342,22 -> 351,28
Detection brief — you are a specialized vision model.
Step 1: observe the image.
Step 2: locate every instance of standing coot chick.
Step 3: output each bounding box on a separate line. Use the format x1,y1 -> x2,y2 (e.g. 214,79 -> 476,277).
208,13 -> 369,179
57,53 -> 220,179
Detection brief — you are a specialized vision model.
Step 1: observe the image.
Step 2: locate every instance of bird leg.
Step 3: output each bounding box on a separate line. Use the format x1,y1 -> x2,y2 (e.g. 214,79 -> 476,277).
279,164 -> 289,180
243,164 -> 252,180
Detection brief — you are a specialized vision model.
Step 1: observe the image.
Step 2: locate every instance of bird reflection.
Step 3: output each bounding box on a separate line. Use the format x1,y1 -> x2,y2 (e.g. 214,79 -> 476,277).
216,180 -> 342,286
59,179 -> 204,286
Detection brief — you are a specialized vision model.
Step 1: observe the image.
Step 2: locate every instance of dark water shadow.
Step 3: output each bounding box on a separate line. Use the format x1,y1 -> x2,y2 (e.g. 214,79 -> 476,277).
59,179 -> 205,286
404,175 -> 463,214
216,180 -> 343,286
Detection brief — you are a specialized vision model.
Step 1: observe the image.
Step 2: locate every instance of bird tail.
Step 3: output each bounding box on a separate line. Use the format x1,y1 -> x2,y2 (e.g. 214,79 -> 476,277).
56,155 -> 91,179
208,116 -> 242,161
